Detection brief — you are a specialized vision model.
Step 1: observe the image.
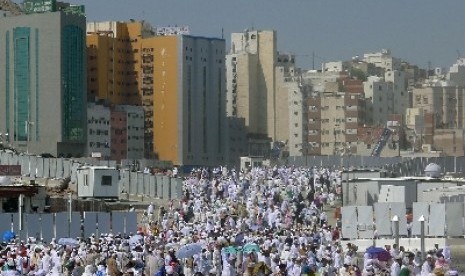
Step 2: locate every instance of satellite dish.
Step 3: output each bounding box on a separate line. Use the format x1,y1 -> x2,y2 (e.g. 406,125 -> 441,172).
424,163 -> 441,178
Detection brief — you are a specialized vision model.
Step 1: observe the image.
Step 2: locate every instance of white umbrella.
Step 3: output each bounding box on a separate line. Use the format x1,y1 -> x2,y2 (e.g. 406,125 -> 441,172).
176,243 -> 203,259
57,238 -> 79,247
128,235 -> 143,246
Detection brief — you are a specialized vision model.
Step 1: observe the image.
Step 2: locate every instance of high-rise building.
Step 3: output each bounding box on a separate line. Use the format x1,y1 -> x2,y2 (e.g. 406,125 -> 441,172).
275,53 -> 308,157
86,21 -> 152,155
87,103 -> 111,158
412,86 -> 465,129
87,22 -> 203,161
119,105 -> 144,160
0,1 -> 87,157
86,102 -> 144,161
151,35 -> 227,167
226,30 -> 276,144
86,21 -> 227,166
86,21 -> 150,105
307,92 -> 365,155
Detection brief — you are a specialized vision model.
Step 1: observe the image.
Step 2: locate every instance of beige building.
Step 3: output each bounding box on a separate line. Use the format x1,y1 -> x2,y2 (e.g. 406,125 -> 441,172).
307,92 -> 365,155
363,70 -> 409,126
275,53 -> 308,156
302,70 -> 340,92
412,86 -> 464,129
226,30 -> 277,141
433,129 -> 465,156
363,49 -> 401,72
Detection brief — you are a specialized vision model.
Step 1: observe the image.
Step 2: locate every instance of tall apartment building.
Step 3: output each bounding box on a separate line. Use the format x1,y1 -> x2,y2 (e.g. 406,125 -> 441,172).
86,21 -> 153,156
86,103 -> 144,161
87,103 -> 111,158
226,30 -> 276,144
275,53 -> 308,156
412,86 -> 465,129
87,21 -> 137,104
150,35 -> 226,167
86,22 -> 226,165
363,70 -> 409,125
385,70 -> 409,117
0,1 -> 87,157
122,105 -> 144,160
364,76 -> 393,125
307,92 -> 365,155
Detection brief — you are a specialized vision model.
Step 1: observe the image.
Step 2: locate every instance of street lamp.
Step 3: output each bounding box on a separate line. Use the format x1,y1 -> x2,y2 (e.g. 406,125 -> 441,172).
392,215 -> 399,247
419,215 -> 426,263
68,193 -> 72,237
18,194 -> 24,240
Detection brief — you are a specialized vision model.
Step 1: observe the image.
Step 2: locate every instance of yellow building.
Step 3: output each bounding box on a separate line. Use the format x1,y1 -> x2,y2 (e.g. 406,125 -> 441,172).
86,21 -> 141,105
86,21 -> 227,166
86,21 -> 153,155
150,35 -> 227,166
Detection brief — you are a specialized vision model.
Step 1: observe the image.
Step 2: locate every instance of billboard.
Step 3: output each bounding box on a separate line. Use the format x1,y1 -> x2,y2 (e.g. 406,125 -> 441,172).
0,165 -> 21,176
23,0 -> 57,13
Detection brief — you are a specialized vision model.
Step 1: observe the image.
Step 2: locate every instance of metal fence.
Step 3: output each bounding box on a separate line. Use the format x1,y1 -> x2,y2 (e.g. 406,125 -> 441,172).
0,211 -> 138,242
118,171 -> 183,200
289,155 -> 465,176
341,202 -> 464,239
0,150 -> 184,201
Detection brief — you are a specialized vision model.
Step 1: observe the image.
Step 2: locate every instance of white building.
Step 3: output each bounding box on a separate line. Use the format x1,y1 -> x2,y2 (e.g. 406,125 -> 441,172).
120,105 -> 144,160
363,49 -> 401,71
364,76 -> 393,125
87,103 -> 111,159
323,61 -> 345,72
87,103 -> 144,161
275,53 -> 307,156
447,58 -> 465,87
76,166 -> 120,198
363,70 -> 409,125
385,70 -> 409,117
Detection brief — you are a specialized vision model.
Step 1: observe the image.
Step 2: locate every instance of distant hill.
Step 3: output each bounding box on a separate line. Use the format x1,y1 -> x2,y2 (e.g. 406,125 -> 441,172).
0,0 -> 22,16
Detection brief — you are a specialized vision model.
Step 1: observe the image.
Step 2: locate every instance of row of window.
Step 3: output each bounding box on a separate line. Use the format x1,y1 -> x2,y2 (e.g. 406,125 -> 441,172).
88,119 -> 109,125
88,141 -> 109,147
89,129 -> 109,135
184,47 -> 224,55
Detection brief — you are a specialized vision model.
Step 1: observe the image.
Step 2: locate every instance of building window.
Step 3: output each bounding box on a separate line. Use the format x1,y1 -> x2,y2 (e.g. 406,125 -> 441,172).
101,175 -> 112,186
62,25 -> 85,141
83,174 -> 89,186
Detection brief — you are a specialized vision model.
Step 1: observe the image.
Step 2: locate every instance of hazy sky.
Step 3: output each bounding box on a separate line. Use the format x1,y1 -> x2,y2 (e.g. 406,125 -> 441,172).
64,0 -> 465,70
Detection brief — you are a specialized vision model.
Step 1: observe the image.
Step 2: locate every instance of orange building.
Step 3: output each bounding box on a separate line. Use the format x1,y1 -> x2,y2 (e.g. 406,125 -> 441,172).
86,21 -> 152,156
86,21 -> 227,166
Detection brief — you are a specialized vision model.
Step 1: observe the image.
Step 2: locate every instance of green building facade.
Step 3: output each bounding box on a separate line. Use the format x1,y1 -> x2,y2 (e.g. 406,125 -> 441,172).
0,8 -> 87,157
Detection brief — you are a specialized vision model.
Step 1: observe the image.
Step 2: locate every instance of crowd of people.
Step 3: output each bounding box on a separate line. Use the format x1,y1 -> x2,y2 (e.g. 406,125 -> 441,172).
0,166 -> 458,275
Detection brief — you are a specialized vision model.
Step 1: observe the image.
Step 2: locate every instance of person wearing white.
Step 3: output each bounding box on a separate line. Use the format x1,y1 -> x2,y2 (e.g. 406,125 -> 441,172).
420,255 -> 433,276
390,256 -> 401,276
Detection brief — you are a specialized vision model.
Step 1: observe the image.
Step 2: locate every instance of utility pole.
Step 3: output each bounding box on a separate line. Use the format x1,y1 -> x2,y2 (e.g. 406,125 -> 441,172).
68,193 -> 72,237
312,51 -> 315,70
18,194 -> 23,240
